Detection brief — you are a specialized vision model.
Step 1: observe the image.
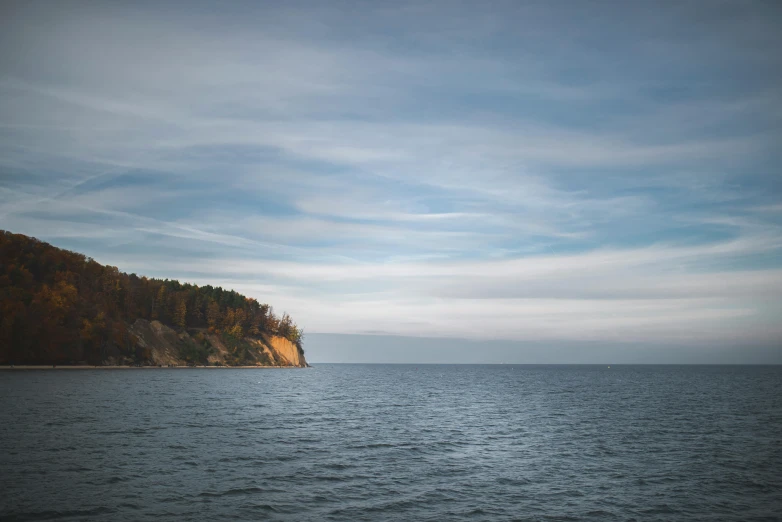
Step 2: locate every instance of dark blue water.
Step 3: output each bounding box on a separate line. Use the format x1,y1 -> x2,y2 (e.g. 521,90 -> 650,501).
1,365 -> 781,521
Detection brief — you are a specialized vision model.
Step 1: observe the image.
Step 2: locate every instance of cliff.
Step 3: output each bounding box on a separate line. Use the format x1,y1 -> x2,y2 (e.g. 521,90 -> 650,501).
0,230 -> 307,366
260,333 -> 307,367
126,319 -> 308,367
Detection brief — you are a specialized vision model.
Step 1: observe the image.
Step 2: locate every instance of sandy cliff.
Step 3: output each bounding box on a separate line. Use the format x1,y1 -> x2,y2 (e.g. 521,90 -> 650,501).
128,319 -> 190,366
261,333 -> 306,367
126,319 -> 308,367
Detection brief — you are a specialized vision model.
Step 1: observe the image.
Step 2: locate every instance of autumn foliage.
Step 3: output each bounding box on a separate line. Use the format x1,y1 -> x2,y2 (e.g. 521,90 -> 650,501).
0,231 -> 303,365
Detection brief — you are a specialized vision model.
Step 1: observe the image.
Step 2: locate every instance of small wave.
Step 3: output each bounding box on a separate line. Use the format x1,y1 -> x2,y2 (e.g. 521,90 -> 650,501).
63,466 -> 92,473
198,486 -> 264,498
350,442 -> 395,449
313,474 -> 347,482
497,477 -> 532,486
44,446 -> 77,453
243,503 -> 280,513
217,456 -> 238,463
4,506 -> 115,521
321,462 -> 353,470
641,504 -> 678,515
585,509 -> 615,517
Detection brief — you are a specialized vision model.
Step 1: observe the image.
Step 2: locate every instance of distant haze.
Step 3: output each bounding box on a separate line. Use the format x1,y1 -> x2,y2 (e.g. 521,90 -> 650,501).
305,334 -> 781,365
1,1 -> 781,362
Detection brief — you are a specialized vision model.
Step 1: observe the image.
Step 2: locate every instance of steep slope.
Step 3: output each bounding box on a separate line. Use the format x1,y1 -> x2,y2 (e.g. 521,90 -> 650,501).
125,319 -> 308,367
0,231 -> 307,366
262,334 -> 307,367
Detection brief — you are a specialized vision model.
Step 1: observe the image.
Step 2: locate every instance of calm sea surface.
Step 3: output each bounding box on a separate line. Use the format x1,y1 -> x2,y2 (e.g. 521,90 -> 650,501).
1,365 -> 780,521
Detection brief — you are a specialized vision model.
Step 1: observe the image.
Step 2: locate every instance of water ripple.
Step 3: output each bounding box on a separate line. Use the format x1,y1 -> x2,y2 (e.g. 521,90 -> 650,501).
1,365 -> 781,521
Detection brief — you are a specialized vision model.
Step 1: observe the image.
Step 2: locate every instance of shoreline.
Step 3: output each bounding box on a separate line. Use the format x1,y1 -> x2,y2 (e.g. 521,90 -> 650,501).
0,365 -> 308,370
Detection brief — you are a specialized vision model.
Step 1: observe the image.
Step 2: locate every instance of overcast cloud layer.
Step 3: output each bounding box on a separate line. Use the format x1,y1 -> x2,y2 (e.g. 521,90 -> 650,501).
1,1 -> 781,362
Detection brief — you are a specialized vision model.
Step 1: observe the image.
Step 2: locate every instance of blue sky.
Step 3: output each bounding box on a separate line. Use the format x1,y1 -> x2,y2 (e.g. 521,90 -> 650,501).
1,1 -> 781,362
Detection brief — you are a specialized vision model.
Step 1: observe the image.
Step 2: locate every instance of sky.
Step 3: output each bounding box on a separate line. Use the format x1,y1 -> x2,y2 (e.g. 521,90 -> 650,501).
1,0 -> 781,363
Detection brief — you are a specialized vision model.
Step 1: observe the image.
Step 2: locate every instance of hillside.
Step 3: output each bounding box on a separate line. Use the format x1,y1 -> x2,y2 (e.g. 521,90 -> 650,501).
0,231 -> 307,367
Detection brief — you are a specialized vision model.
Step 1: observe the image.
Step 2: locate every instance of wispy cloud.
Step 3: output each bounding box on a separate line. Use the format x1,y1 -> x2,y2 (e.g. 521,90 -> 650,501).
1,0 -> 781,358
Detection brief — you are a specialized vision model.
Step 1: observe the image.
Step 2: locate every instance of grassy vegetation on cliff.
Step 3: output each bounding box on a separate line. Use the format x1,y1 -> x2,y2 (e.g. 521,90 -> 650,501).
0,230 -> 304,365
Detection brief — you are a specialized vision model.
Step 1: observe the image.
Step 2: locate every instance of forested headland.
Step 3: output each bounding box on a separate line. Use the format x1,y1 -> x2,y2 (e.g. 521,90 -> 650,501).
0,231 -> 306,366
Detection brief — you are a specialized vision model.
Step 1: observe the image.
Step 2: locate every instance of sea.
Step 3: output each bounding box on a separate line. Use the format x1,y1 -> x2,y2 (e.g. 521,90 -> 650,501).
1,364 -> 780,521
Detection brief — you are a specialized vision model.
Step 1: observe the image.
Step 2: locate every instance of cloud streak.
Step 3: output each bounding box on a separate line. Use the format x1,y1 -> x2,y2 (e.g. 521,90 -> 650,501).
1,0 -> 781,359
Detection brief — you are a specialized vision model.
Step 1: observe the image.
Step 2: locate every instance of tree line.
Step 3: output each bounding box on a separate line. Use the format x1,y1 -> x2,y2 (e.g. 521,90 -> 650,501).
0,231 -> 303,365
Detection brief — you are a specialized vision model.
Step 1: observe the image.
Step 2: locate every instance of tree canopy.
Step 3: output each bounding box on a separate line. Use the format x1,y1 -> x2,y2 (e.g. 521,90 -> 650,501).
0,231 -> 303,365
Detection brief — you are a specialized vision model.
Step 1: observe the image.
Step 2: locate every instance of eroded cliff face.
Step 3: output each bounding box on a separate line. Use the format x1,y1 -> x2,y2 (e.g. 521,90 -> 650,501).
261,333 -> 307,367
125,319 -> 308,367
128,319 -> 190,366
